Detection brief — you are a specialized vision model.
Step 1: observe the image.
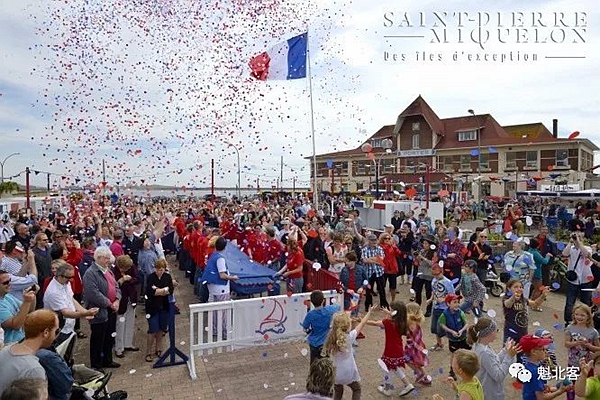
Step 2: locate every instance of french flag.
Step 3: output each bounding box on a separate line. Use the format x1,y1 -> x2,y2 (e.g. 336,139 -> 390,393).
249,32 -> 308,81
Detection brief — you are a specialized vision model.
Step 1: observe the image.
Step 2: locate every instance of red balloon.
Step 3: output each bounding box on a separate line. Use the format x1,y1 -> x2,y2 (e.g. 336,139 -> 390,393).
568,131 -> 580,140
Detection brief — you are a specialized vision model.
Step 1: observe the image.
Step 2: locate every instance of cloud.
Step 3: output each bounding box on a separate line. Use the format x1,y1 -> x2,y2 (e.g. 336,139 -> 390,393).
0,0 -> 598,191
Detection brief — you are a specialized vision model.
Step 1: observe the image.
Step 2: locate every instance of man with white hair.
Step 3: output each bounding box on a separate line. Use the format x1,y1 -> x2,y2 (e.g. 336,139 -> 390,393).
82,246 -> 121,370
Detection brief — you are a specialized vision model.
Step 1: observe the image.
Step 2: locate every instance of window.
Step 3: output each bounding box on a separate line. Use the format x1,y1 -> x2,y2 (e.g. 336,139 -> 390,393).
371,138 -> 392,148
412,134 -> 419,149
460,155 -> 471,170
458,130 -> 477,141
506,152 -> 516,168
355,182 -> 363,190
526,151 -> 538,168
479,154 -> 489,169
556,149 -> 568,167
412,122 -> 420,131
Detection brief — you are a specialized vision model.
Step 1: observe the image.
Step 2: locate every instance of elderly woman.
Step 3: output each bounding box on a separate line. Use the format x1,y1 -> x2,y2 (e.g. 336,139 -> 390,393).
145,258 -> 174,362
503,240 -> 535,292
113,255 -> 139,358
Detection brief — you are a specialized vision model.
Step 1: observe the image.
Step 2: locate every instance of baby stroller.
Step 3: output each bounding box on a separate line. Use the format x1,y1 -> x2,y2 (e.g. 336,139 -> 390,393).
54,332 -> 128,400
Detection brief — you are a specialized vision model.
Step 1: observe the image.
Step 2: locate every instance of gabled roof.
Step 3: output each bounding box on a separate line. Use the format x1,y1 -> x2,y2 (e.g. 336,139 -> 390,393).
310,96 -> 594,159
395,95 -> 444,135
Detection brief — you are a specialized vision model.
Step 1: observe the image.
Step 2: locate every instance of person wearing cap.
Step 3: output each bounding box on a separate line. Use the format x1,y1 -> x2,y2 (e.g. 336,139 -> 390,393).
0,269 -> 37,344
574,351 -> 600,399
519,334 -> 572,400
0,242 -> 38,302
467,317 -> 520,400
427,262 -> 455,352
360,233 -> 388,310
277,219 -> 291,241
437,293 -> 470,379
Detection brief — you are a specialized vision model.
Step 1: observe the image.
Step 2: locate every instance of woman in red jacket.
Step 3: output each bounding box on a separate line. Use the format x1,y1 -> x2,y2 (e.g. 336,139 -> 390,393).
276,237 -> 305,294
379,233 -> 401,303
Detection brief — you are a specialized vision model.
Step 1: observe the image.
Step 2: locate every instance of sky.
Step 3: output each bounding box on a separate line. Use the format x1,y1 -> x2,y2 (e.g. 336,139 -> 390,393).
0,0 -> 598,192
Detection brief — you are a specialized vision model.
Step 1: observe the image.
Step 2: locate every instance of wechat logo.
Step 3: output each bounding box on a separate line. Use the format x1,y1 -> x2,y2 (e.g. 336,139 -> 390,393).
509,362 -> 532,383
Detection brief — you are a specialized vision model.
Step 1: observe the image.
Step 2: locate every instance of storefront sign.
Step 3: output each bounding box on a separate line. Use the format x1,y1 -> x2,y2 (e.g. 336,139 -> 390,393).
397,149 -> 436,158
540,184 -> 580,192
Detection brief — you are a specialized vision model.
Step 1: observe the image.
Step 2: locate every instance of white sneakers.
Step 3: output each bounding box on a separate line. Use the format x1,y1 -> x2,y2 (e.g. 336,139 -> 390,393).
398,384 -> 415,396
377,385 -> 393,396
377,384 -> 415,397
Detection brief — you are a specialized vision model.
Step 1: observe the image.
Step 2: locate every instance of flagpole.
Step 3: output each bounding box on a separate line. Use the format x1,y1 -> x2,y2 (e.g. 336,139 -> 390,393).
307,31 -> 319,212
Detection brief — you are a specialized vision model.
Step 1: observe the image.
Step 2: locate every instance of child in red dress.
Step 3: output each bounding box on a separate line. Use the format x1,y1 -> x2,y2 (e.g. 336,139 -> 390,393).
367,301 -> 415,397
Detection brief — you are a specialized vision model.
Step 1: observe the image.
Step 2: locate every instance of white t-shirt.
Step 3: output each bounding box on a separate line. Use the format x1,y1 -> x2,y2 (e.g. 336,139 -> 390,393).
332,330 -> 360,385
208,257 -> 230,296
43,279 -> 76,334
566,245 -> 594,285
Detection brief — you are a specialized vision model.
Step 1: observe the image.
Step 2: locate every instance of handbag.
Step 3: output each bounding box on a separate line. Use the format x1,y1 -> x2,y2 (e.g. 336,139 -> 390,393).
565,253 -> 582,283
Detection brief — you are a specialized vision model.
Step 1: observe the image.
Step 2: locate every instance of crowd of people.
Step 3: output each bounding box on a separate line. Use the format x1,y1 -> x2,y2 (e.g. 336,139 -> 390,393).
1,193 -> 600,399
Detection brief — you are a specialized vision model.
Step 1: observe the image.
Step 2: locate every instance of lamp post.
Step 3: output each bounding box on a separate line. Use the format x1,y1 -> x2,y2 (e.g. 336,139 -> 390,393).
225,142 -> 241,198
1,152 -> 20,183
468,109 -> 482,207
363,138 -> 393,200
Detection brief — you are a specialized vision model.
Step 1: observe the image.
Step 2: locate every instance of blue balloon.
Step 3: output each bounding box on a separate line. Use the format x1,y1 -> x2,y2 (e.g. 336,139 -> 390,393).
556,242 -> 566,251
470,149 -> 479,157
326,159 -> 333,168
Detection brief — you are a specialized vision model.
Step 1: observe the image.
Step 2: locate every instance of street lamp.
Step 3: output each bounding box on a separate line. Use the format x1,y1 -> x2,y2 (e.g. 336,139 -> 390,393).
225,142 -> 241,198
1,152 -> 20,183
362,138 -> 393,199
468,109 -> 482,207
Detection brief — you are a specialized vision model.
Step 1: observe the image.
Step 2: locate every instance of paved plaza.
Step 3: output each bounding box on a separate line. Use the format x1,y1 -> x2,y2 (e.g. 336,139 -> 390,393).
71,222 -> 576,399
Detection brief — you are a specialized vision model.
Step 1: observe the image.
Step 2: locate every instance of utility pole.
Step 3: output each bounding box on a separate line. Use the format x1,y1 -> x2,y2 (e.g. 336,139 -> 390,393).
256,177 -> 260,192
293,177 -> 296,196
47,173 -> 50,192
280,156 -> 283,188
25,167 -> 31,210
331,167 -> 335,194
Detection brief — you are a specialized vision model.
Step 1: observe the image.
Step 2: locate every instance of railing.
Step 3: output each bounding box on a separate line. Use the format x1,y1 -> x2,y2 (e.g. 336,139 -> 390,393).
188,291 -> 342,380
305,267 -> 340,291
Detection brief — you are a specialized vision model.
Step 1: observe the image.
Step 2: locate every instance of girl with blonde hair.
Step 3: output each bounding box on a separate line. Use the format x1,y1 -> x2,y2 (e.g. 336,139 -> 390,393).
404,302 -> 431,385
323,307 -> 373,400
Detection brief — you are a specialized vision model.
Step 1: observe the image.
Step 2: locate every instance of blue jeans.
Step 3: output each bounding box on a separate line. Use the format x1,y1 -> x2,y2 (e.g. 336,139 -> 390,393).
564,281 -> 594,324
287,277 -> 304,294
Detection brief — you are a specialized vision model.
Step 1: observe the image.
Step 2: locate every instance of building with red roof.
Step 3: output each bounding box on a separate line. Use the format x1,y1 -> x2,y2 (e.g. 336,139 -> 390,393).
309,96 -> 598,200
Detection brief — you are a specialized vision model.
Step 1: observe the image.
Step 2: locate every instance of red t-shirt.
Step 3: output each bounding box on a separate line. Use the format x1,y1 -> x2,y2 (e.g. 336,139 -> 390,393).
347,268 -> 356,291
265,239 -> 283,264
382,318 -> 405,359
286,248 -> 305,279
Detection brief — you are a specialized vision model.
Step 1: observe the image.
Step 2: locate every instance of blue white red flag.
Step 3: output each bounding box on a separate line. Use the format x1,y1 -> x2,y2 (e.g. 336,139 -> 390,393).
249,33 -> 308,81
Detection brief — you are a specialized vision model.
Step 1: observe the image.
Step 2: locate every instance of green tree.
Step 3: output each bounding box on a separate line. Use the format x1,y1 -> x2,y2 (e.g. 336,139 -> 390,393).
0,181 -> 19,198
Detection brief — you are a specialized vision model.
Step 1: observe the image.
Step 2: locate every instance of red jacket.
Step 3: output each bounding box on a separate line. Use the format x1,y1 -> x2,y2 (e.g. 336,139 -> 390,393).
381,243 -> 401,275
286,248 -> 305,279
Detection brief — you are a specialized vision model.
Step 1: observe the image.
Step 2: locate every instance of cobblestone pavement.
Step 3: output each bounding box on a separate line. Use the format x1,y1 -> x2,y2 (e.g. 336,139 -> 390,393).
72,221 -> 573,400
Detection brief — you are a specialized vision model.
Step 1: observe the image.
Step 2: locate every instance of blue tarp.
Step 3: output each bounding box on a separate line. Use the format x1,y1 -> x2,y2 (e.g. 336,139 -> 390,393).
222,242 -> 277,295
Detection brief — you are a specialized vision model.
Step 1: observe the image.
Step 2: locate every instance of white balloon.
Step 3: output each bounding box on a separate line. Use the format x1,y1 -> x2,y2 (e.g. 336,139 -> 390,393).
525,216 -> 533,226
430,244 -> 436,250
439,260 -> 444,268
487,309 -> 497,318
312,262 -> 321,271
505,232 -> 512,239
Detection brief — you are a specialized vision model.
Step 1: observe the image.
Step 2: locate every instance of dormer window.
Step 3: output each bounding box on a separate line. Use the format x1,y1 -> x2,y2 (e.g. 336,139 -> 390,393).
412,122 -> 420,131
458,130 -> 477,141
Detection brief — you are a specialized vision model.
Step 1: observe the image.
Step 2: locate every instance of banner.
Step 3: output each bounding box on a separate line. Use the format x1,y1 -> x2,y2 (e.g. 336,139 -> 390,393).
232,291 -> 341,349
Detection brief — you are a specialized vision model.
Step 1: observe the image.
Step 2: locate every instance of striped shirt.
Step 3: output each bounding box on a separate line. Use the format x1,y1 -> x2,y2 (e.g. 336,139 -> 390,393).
0,257 -> 22,276
361,245 -> 384,278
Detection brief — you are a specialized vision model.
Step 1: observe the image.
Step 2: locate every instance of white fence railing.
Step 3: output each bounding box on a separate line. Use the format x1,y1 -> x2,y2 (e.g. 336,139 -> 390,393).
187,291 -> 342,380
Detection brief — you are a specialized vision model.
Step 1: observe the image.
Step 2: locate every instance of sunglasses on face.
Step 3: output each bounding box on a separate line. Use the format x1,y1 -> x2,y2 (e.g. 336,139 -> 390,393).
1,279 -> 11,286
61,274 -> 75,280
